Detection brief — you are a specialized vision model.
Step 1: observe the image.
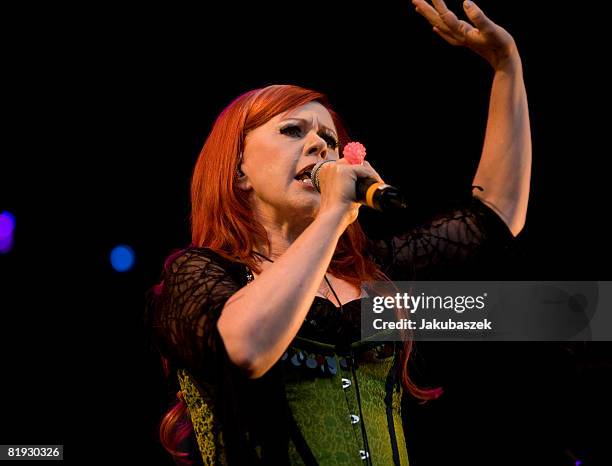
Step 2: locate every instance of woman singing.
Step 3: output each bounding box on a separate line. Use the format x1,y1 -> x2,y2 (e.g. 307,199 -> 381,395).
147,1 -> 531,464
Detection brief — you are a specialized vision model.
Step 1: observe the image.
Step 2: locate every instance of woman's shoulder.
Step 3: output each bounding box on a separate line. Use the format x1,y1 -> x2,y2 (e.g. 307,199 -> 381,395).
163,246 -> 248,284
166,246 -> 235,267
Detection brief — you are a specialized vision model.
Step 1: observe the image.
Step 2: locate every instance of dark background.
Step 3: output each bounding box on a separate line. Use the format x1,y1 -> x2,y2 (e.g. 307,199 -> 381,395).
1,1 -> 611,464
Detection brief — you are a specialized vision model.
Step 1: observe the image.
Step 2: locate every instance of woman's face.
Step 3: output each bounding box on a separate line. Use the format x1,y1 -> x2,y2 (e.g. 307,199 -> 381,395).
240,101 -> 340,224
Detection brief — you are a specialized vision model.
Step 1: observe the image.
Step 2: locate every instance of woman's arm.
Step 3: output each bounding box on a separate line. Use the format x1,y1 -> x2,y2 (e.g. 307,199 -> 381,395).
150,216 -> 345,381
413,0 -> 531,237
218,209 -> 347,379
472,54 -> 530,237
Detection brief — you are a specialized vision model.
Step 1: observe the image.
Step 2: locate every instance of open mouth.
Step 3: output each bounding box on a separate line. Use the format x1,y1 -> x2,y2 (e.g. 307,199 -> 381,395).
294,170 -> 315,188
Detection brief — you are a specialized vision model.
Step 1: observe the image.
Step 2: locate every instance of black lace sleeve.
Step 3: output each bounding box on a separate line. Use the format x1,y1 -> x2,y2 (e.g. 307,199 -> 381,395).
367,194 -> 515,280
149,247 -> 244,374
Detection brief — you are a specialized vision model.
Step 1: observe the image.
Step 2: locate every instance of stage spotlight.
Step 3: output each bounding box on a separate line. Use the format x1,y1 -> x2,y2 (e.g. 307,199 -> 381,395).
110,244 -> 135,272
0,211 -> 15,254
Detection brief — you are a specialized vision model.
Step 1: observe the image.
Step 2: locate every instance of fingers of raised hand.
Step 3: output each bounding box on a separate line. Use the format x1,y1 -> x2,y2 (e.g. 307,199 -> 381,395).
412,0 -> 448,32
462,1 -> 494,34
434,2 -> 481,41
413,0 -> 473,45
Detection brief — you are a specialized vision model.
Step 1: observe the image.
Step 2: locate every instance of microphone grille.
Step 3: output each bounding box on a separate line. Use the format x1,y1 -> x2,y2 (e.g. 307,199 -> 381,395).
310,160 -> 335,193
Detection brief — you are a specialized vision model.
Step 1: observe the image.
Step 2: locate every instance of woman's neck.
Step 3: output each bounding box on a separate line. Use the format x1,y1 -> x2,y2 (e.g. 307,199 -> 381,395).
253,209 -> 315,262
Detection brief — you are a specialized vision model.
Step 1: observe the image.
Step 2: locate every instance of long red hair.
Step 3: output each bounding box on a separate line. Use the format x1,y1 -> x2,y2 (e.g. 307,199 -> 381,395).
158,84 -> 442,464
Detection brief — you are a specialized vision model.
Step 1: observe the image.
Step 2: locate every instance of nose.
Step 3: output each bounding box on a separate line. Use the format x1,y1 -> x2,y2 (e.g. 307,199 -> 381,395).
304,133 -> 328,160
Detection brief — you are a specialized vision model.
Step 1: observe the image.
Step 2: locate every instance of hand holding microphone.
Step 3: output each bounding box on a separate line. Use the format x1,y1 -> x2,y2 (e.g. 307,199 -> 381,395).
311,142 -> 407,212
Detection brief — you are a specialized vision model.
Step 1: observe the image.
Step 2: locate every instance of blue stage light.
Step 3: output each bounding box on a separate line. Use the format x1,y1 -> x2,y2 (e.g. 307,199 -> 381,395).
0,211 -> 16,239
0,212 -> 15,253
110,244 -> 135,272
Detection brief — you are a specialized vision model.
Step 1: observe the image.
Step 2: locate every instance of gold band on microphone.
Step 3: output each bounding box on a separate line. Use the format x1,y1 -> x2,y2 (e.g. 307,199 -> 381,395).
365,182 -> 385,208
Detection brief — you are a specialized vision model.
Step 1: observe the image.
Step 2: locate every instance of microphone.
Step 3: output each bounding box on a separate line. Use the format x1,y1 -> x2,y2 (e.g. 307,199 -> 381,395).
310,159 -> 408,212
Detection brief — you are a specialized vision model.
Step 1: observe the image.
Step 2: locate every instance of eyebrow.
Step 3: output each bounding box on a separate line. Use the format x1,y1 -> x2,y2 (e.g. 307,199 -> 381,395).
280,117 -> 338,139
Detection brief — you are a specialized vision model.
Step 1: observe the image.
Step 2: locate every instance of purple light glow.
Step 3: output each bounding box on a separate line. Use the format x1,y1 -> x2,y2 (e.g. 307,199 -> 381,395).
0,234 -> 14,254
0,211 -> 16,239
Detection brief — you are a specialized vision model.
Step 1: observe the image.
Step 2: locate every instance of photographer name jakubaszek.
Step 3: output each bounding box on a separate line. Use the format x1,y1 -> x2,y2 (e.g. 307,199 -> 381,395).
373,318 -> 493,331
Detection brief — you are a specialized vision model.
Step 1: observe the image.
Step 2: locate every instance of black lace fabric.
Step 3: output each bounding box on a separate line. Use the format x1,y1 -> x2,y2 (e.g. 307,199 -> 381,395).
147,249 -> 266,464
367,194 -> 514,280
149,249 -> 246,376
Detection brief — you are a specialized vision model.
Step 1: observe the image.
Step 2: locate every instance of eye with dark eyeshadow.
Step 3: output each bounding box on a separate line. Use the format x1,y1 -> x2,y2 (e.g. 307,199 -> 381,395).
280,125 -> 302,138
280,125 -> 338,149
320,132 -> 339,150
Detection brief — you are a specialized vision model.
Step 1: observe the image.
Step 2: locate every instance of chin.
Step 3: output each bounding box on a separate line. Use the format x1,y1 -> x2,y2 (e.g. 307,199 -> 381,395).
289,197 -> 319,219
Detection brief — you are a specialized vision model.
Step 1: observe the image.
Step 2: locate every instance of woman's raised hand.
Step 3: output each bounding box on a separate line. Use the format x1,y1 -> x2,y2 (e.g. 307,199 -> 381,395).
412,0 -> 519,71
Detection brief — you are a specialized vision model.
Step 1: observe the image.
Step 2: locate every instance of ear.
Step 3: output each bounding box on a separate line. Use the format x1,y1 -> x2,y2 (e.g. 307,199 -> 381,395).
235,168 -> 252,192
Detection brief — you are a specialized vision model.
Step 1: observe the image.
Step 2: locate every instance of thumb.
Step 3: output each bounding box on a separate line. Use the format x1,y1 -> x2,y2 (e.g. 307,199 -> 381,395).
463,1 -> 493,32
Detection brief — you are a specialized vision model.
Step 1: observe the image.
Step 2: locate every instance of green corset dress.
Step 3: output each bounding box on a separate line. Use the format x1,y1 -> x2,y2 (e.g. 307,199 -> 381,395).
178,296 -> 409,466
282,334 -> 409,465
